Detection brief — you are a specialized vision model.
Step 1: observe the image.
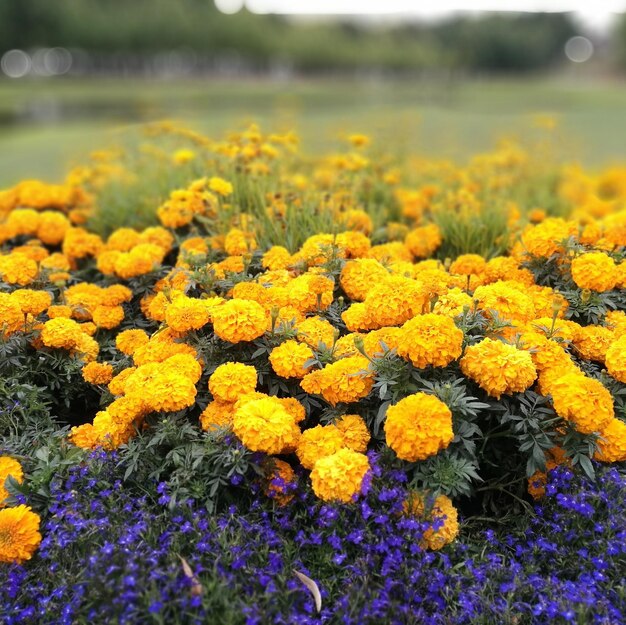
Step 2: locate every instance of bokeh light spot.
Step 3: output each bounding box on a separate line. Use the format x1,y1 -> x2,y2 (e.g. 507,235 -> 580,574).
565,36 -> 594,63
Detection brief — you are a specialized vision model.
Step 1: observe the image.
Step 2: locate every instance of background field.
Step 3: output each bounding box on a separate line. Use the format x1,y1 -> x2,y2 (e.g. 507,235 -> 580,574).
2,76 -> 626,187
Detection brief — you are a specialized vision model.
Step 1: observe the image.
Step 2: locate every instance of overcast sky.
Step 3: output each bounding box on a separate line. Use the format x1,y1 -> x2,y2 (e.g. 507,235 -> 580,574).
217,0 -> 626,32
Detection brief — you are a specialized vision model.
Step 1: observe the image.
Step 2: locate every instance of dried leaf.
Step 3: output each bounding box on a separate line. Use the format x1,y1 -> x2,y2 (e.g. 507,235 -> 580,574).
293,569 -> 322,613
178,555 -> 203,596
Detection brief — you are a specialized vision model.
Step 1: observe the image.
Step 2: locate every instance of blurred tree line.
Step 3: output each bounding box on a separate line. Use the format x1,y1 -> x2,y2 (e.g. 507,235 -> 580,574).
0,0 -> 587,73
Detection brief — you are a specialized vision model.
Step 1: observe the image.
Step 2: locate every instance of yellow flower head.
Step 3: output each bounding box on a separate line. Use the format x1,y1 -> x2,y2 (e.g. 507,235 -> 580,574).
0,457 -> 23,507
296,424 -> 346,470
404,493 -> 459,550
269,340 -> 315,379
233,397 -> 300,455
594,418 -> 626,463
397,314 -> 463,370
165,295 -> 211,333
606,335 -> 626,383
384,392 -> 453,462
300,355 -> 373,406
460,338 -> 537,399
209,362 -> 257,403
549,372 -> 614,435
310,448 -> 370,503
116,329 -> 149,355
571,252 -> 618,292
82,361 -> 114,385
0,505 -> 42,564
335,414 -> 370,453
212,299 -> 267,343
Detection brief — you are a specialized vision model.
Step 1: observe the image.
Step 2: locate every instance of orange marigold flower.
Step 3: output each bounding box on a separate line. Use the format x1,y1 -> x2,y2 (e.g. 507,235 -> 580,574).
0,505 -> 42,564
82,361 -> 114,385
571,252 -> 618,292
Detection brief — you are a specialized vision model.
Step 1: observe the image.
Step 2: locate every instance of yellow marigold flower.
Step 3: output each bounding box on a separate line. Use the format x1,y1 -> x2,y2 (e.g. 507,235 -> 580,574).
0,292 -> 25,336
40,253 -> 71,272
165,295 -> 211,333
107,228 -> 141,252
450,254 -> 487,277
300,355 -> 373,406
340,259 -> 389,301
145,371 -> 197,413
200,400 -> 236,431
104,285 -> 133,306
369,241 -> 413,264
9,290 -> 51,317
224,228 -> 257,256
209,362 -> 257,403
116,329 -> 149,355
404,493 -> 459,550
405,224 -> 442,259
264,459 -> 297,505
163,353 -> 202,384
296,424 -> 346,470
483,256 -> 535,286
571,252 -> 618,292
71,333 -> 100,362
92,305 -> 125,330
0,505 -> 42,564
269,340 -> 314,379
332,333 -> 361,358
233,397 -> 300,455
397,314 -> 463,369
606,335 -> 626,383
296,316 -> 335,349
572,325 -> 613,362
107,394 -> 149,427
605,310 -> 626,338
520,218 -> 577,258
550,372 -> 614,435
36,210 -> 70,245
384,392 -> 453,462
172,148 -> 196,164
287,274 -> 334,313
212,299 -> 267,343
362,327 -> 402,356
262,246 -> 292,271
594,418 -> 626,462
0,457 -> 23,507
209,176 -> 233,196
339,209 -> 373,234
341,302 -> 375,332
529,317 -> 579,343
461,338 -> 536,399
335,414 -> 370,453
40,317 -> 83,349
91,410 -> 135,449
6,208 -> 40,236
335,231 -> 371,259
138,226 -> 174,252
0,253 -> 38,286
132,339 -> 196,367
62,227 -> 103,259
473,281 -> 535,327
518,330 -> 573,373
310,448 -> 370,503
432,288 -> 473,318
68,423 -> 99,449
362,276 -> 428,329
82,362 -> 114,385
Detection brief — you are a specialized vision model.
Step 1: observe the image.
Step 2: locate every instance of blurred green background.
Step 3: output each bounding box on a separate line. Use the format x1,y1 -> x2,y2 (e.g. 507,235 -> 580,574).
2,0 -> 626,186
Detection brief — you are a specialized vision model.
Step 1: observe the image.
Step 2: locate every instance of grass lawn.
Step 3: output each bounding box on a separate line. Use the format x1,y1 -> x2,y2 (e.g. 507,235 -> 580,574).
1,75 -> 626,186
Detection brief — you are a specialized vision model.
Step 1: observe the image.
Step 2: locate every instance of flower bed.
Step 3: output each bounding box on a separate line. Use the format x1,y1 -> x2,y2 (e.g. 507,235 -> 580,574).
1,123 -> 626,622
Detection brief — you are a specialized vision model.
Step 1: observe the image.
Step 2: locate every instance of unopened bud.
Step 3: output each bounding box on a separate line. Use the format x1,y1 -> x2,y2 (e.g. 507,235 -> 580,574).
581,289 -> 591,304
